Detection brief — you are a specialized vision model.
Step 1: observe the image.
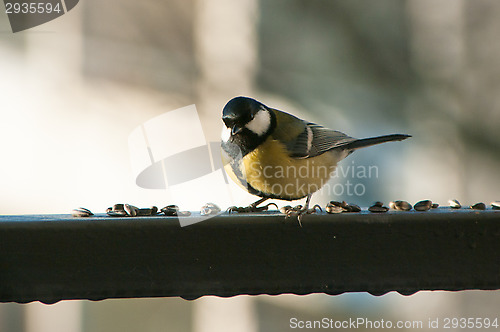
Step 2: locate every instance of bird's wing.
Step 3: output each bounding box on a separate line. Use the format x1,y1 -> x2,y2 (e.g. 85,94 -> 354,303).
271,109 -> 356,159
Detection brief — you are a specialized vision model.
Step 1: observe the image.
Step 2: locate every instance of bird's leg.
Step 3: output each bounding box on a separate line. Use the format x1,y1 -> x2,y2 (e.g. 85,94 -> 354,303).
227,197 -> 278,213
282,194 -> 322,226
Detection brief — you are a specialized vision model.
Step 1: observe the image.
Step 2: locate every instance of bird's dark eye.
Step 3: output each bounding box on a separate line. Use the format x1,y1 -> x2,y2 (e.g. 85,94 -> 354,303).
223,117 -> 232,128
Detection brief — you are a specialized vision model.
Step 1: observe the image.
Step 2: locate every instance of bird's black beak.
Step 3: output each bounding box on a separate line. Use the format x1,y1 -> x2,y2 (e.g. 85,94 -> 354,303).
231,125 -> 243,135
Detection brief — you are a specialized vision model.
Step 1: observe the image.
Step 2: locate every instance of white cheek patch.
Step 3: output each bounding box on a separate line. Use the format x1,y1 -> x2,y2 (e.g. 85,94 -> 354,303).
245,109 -> 271,136
221,126 -> 232,142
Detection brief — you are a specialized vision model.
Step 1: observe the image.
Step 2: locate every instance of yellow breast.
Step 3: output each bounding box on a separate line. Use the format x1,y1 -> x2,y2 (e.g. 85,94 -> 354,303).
231,138 -> 341,200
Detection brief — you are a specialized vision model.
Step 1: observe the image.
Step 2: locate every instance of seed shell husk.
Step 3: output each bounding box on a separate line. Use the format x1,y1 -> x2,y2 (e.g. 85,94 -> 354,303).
470,202 -> 486,210
431,203 -> 439,209
326,201 -> 360,213
414,200 -> 432,211
106,209 -> 127,217
137,208 -> 154,216
368,205 -> 389,213
124,204 -> 138,217
348,204 -> 361,213
389,200 -> 412,211
161,205 -> 180,216
449,199 -> 461,209
326,202 -> 344,214
491,201 -> 500,210
201,203 -> 221,216
72,207 -> 93,217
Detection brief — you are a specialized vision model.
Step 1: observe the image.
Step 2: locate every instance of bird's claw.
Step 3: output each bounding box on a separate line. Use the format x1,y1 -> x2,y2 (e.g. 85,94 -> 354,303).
226,202 -> 278,214
280,204 -> 322,226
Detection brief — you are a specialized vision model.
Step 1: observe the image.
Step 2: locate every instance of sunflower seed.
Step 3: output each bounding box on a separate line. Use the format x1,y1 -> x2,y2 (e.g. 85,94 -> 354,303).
431,203 -> 439,209
161,205 -> 180,216
201,202 -> 221,216
449,199 -> 461,209
72,207 -> 93,217
389,200 -> 412,211
326,201 -> 344,214
137,208 -> 151,216
326,201 -> 359,213
492,201 -> 500,210
106,203 -> 129,217
135,206 -> 159,216
470,202 -> 486,210
369,201 -> 388,212
414,200 -> 432,211
106,208 -> 127,217
348,204 -> 361,212
368,205 -> 389,213
124,204 -> 138,217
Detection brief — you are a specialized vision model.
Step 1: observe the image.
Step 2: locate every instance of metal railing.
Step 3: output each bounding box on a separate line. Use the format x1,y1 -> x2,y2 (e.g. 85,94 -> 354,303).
1,209 -> 499,304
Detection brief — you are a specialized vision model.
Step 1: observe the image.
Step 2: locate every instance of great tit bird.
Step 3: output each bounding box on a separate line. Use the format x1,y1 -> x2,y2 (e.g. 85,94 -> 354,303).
221,96 -> 410,218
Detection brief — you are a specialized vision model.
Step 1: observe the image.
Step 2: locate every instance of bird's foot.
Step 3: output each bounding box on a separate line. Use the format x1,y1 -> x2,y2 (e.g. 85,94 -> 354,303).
227,202 -> 278,214
280,204 -> 322,226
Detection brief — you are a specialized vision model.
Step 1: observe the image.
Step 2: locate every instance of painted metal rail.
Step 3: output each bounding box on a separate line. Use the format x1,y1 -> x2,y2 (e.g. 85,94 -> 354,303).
1,209 -> 499,303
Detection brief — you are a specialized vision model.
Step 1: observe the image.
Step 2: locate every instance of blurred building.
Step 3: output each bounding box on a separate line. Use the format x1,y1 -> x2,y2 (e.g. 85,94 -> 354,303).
1,0 -> 499,331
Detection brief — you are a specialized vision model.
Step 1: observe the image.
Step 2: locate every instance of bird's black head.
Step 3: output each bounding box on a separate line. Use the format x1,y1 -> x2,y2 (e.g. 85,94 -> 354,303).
222,96 -> 263,135
221,96 -> 276,156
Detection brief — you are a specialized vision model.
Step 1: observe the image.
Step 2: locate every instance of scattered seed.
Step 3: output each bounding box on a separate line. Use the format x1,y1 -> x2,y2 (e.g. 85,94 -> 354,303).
326,201 -> 344,214
431,203 -> 439,209
72,207 -> 93,217
137,207 -> 155,216
491,201 -> 500,210
201,203 -> 221,216
124,204 -> 138,217
389,200 -> 412,211
106,209 -> 127,217
326,201 -> 360,214
449,199 -> 461,209
106,204 -> 127,217
368,205 -> 389,213
349,204 -> 361,213
414,200 -> 432,211
161,205 -> 180,216
113,203 -> 124,211
470,202 -> 486,210
369,201 -> 388,213
136,209 -> 149,216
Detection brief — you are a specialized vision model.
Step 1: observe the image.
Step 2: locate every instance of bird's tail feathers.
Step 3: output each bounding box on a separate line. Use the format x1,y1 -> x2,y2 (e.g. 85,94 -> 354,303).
343,134 -> 411,150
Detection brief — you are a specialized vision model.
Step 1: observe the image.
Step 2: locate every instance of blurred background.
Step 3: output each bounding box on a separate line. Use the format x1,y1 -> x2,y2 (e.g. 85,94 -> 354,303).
1,0 -> 499,331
